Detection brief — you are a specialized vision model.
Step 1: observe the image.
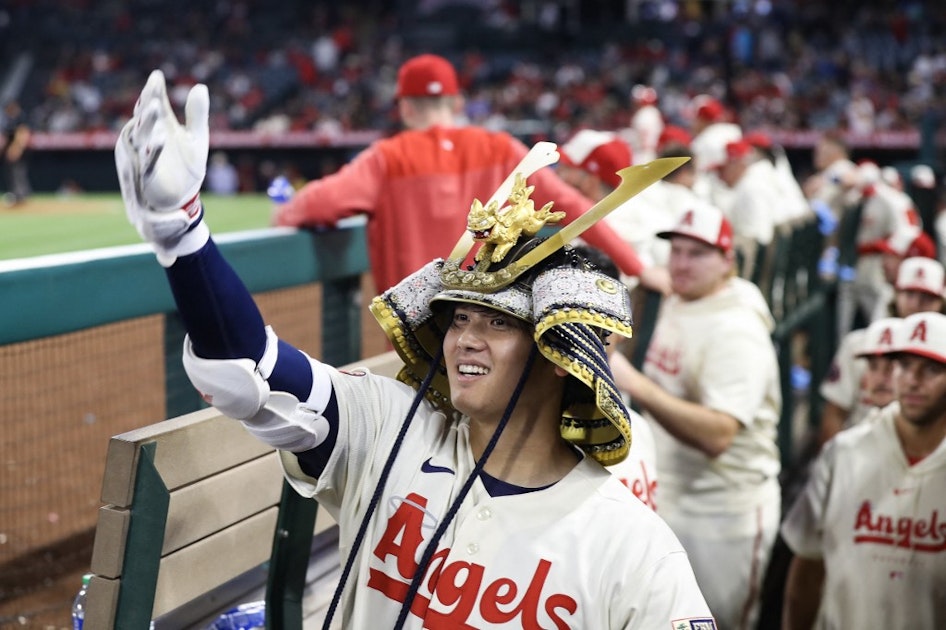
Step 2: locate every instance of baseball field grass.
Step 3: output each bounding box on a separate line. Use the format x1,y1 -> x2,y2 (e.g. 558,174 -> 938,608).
0,193 -> 275,261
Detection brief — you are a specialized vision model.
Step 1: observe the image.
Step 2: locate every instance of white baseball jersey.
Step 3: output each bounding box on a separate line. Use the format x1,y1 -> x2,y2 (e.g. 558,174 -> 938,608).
781,403 -> 946,629
606,410 -> 658,511
729,160 -> 783,246
643,277 -> 782,515
281,365 -> 714,629
605,180 -> 681,270
818,328 -> 874,427
628,104 -> 664,164
641,278 -> 781,629
856,181 -> 921,247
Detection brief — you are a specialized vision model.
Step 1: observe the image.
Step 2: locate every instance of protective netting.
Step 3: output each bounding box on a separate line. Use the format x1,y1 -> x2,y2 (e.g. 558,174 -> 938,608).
0,283 -> 330,626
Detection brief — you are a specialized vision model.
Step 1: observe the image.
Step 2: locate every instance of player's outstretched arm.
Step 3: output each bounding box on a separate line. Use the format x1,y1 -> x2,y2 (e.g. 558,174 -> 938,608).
115,70 -> 333,454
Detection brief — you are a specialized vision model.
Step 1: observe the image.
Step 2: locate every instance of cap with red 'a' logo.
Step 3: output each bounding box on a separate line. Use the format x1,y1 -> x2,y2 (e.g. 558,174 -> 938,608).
855,317 -> 902,358
891,312 -> 946,364
896,257 -> 946,297
656,202 -> 733,253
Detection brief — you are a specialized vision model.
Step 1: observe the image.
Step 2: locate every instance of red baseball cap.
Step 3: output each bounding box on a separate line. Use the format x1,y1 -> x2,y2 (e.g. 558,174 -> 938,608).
396,54 -> 460,98
657,125 -> 693,151
631,84 -> 658,106
743,130 -> 773,149
657,203 -> 733,253
692,95 -> 725,122
560,130 -> 632,189
724,138 -> 754,161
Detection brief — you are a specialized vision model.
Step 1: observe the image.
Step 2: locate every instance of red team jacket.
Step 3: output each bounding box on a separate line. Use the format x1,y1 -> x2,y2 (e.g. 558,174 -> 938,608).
275,125 -> 645,293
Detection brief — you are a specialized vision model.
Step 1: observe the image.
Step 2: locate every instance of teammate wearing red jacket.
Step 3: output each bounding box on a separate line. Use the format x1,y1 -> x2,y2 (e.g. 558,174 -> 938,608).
273,54 -> 669,295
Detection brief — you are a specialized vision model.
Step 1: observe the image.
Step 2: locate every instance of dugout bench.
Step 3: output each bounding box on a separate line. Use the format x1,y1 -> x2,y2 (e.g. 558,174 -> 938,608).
84,351 -> 404,629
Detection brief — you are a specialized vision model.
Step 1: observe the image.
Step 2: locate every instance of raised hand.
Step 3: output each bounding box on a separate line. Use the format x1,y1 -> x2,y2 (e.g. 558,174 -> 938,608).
115,69 -> 211,265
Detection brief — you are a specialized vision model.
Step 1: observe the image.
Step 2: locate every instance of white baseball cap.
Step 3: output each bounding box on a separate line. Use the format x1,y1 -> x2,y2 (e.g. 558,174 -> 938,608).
656,202 -> 733,253
892,312 -> 946,364
895,256 -> 946,297
855,317 -> 902,358
911,164 -> 936,190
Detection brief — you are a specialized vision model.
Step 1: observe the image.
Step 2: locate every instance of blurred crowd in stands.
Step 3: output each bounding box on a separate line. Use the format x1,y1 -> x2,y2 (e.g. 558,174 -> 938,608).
0,0 -> 944,142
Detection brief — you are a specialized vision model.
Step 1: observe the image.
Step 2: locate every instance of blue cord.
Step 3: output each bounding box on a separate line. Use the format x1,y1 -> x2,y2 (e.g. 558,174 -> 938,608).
392,345 -> 539,629
321,345 -> 445,630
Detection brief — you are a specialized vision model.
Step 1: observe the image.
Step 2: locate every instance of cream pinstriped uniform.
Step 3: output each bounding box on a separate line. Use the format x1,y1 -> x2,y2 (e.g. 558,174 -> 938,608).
781,403 -> 946,629
280,365 -> 713,629
642,277 -> 781,629
606,409 -> 658,511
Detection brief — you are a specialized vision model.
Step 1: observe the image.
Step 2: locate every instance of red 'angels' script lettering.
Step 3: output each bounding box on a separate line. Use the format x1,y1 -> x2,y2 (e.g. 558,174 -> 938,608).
645,344 -> 681,376
852,501 -> 946,552
367,492 -> 579,628
618,461 -> 658,511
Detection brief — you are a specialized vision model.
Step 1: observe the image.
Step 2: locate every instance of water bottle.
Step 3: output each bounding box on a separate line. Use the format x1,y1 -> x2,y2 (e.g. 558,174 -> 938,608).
266,176 -> 294,204
72,573 -> 92,630
206,600 -> 266,629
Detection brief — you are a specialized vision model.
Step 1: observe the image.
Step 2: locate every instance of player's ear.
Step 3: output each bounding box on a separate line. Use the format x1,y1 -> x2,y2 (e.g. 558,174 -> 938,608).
554,365 -> 568,378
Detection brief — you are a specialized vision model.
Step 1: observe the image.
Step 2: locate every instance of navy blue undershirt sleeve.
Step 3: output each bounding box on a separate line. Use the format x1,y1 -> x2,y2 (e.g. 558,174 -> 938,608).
294,389 -> 340,478
164,238 -> 314,400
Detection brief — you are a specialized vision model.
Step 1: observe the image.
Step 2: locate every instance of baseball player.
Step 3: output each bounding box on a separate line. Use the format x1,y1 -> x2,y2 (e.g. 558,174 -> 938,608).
782,312 -> 946,629
715,138 -> 785,280
620,84 -> 664,164
849,160 -> 925,328
818,256 -> 946,445
873,225 -> 937,321
116,70 -> 714,629
853,317 -> 902,413
271,53 -> 670,296
687,95 -> 742,214
609,205 -> 781,630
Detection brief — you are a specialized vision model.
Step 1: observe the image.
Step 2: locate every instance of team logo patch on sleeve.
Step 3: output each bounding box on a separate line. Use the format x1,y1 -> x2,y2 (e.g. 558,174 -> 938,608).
671,619 -> 717,630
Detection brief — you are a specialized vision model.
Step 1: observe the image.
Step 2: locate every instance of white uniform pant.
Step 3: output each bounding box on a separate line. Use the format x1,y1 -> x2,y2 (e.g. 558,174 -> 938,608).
661,497 -> 780,630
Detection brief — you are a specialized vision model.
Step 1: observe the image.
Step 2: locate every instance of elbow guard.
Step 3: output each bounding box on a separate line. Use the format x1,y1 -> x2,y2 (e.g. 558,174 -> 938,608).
182,326 -> 332,452
182,326 -> 279,420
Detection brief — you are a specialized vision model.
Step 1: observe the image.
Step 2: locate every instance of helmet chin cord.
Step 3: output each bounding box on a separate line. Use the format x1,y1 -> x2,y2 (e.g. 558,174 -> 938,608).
393,345 -> 539,629
321,345 -> 445,630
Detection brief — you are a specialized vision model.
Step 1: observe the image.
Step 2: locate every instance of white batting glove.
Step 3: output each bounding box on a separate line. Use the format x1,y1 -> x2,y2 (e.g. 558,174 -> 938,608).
115,69 -> 211,266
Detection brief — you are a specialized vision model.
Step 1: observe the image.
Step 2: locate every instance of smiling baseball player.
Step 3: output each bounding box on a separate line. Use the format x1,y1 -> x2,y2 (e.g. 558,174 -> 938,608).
782,312 -> 946,629
115,70 -> 714,629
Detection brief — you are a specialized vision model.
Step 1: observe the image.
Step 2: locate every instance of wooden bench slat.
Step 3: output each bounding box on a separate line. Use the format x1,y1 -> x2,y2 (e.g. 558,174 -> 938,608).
84,574 -> 121,630
163,452 -> 283,555
152,507 -> 280,618
101,408 -> 273,507
90,505 -> 130,578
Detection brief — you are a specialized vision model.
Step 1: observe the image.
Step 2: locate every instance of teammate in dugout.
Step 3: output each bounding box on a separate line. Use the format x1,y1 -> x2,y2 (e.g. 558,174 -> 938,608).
781,311 -> 946,629
270,53 -> 671,296
608,204 -> 782,630
115,70 -> 714,628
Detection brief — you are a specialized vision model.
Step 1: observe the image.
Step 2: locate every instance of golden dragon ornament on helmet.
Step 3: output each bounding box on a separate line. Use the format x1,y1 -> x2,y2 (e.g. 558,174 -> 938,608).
371,144 -> 688,465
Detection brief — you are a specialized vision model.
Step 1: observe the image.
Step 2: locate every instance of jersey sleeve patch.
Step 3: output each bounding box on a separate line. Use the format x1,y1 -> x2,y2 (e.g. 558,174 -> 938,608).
671,619 -> 717,630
